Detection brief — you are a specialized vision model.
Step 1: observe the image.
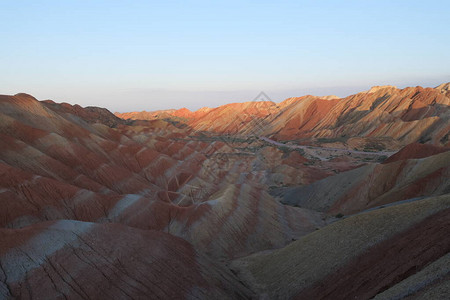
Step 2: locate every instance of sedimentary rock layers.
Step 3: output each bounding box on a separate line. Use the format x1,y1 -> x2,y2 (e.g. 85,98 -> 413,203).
117,84 -> 450,147
232,194 -> 450,299
0,220 -> 255,299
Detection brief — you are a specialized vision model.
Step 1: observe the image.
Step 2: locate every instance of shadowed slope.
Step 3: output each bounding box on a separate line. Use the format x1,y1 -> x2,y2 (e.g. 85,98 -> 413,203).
382,142 -> 449,164
0,220 -> 255,299
280,149 -> 450,215
231,194 -> 450,299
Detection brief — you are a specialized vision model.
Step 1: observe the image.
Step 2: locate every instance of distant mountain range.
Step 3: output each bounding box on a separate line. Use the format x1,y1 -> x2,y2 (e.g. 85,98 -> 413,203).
117,83 -> 450,149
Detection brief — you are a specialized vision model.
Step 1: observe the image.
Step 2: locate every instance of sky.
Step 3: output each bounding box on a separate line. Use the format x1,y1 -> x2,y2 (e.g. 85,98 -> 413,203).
1,0 -> 449,112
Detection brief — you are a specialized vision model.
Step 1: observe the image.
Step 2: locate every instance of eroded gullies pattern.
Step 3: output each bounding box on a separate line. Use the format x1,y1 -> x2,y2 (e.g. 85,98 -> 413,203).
0,85 -> 449,299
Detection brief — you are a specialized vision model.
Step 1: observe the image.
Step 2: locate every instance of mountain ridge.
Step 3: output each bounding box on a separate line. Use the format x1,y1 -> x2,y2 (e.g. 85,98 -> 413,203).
115,83 -> 450,149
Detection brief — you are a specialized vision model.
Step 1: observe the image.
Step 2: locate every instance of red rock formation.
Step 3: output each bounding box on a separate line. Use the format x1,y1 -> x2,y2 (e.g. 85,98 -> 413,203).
0,93 -> 327,261
116,84 -> 450,148
281,149 -> 450,215
1,85 -> 449,299
382,142 -> 449,164
231,194 -> 450,299
0,220 -> 255,299
296,208 -> 450,300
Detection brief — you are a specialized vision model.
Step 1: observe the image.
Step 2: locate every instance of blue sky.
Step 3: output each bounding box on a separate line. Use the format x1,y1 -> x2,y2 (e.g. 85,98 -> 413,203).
1,1 -> 449,112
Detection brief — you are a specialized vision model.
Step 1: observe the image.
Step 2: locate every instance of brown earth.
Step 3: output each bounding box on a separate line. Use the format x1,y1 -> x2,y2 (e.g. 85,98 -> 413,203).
382,142 -> 449,164
231,194 -> 450,299
0,220 -> 255,299
296,208 -> 450,299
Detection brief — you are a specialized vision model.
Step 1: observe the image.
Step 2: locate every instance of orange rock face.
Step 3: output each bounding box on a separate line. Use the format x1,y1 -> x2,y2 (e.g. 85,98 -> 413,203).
117,84 -> 450,148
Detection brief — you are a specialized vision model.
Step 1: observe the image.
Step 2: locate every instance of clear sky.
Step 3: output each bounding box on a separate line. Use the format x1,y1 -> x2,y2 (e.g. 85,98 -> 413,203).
1,0 -> 449,112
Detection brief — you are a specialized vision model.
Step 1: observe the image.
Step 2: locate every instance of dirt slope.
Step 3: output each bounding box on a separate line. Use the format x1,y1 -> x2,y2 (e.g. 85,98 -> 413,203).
0,220 -> 255,299
280,149 -> 450,215
231,194 -> 450,299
